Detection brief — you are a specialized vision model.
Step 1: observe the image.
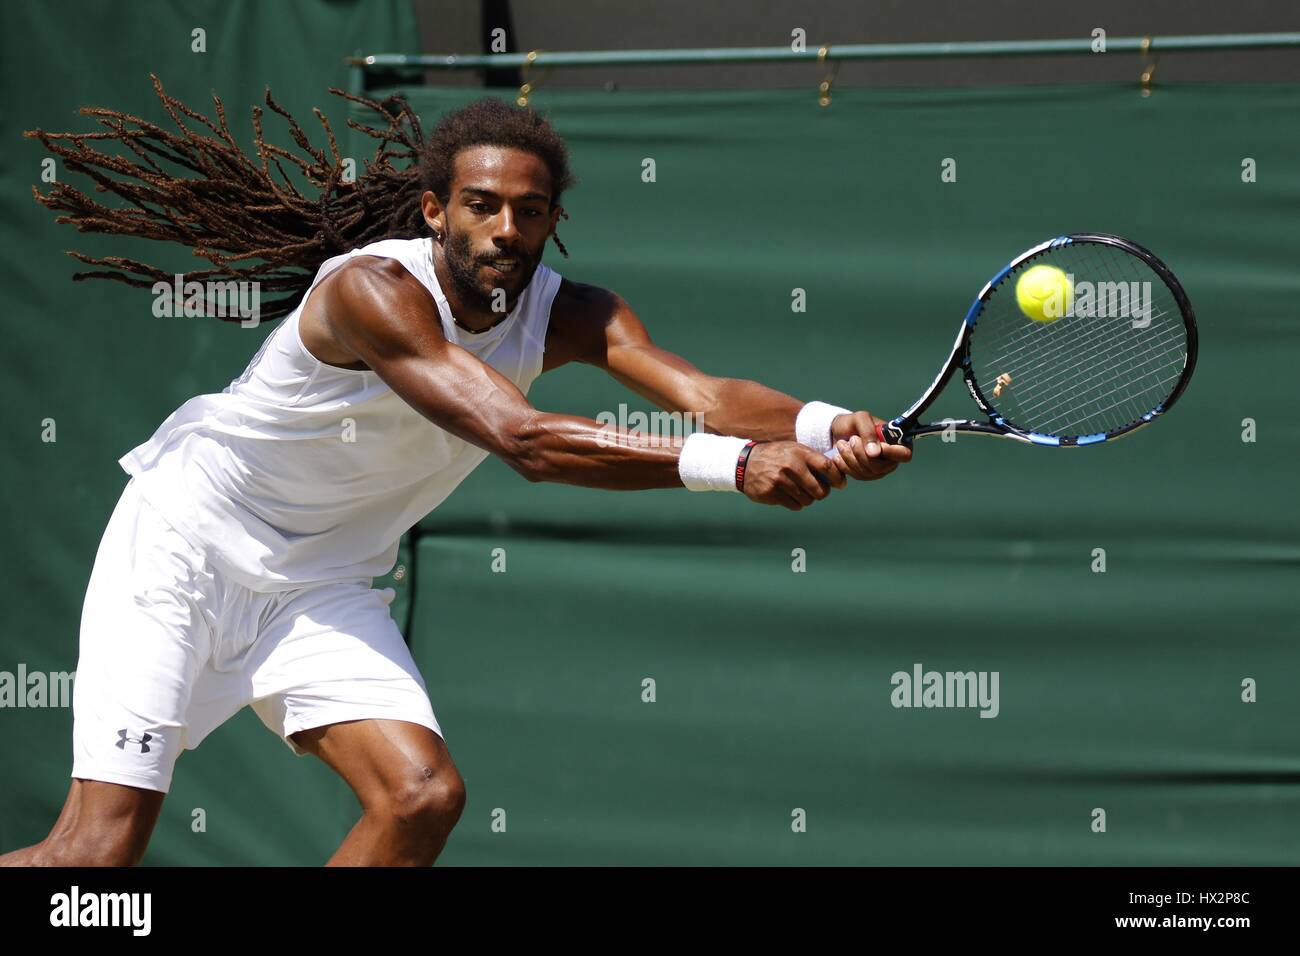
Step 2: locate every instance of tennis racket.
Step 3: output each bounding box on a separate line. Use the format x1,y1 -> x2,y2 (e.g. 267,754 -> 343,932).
875,233 -> 1197,448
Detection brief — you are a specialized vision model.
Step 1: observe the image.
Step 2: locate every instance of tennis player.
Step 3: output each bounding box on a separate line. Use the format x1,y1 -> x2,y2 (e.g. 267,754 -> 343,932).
2,97 -> 910,866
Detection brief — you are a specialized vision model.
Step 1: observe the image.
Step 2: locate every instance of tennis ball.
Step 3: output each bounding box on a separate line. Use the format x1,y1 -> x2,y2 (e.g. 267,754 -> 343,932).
1015,264 -> 1073,323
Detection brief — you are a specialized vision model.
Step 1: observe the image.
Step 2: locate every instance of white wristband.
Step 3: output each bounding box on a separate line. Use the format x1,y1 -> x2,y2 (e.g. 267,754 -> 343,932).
795,401 -> 852,454
677,433 -> 750,492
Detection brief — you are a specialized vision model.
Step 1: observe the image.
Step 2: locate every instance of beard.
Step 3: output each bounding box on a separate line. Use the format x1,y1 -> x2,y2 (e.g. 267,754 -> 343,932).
441,224 -> 537,312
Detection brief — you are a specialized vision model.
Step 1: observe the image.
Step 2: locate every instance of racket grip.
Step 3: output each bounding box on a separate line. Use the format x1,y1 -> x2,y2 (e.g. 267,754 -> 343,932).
877,421 -> 912,447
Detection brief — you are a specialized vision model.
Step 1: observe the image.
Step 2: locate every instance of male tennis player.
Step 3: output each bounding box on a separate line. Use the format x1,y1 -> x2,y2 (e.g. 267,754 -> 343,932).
2,97 -> 910,867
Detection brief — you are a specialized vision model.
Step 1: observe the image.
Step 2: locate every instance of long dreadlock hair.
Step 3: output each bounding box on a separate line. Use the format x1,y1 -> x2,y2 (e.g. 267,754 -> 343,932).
24,75 -> 574,322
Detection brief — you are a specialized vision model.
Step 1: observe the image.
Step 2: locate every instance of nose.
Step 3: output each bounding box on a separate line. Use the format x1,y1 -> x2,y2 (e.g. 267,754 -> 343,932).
491,205 -> 521,244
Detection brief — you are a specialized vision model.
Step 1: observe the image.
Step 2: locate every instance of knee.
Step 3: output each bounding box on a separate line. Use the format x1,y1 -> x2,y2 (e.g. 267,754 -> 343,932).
37,833 -> 144,867
381,767 -> 466,837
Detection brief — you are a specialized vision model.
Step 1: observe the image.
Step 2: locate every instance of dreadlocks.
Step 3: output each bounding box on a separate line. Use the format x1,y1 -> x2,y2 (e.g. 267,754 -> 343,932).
24,76 -> 574,322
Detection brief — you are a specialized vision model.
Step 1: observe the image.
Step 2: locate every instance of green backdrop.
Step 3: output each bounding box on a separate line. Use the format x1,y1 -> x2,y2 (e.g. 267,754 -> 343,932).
2,3 -> 1297,864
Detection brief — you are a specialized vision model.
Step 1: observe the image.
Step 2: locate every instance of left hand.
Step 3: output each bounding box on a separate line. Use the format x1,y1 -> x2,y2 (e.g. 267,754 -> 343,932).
827,411 -> 913,481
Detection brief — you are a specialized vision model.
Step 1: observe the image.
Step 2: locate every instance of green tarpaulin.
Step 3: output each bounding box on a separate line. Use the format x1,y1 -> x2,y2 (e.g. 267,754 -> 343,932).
2,4 -> 1296,863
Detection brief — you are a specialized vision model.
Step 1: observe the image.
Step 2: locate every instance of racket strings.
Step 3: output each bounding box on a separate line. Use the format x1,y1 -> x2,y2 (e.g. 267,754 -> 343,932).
991,296 -> 1174,378
1032,353 -> 1185,432
994,308 -> 1176,410
970,243 -> 1189,438
995,316 -> 1177,435
980,297 -> 1160,433
1014,323 -> 1185,421
987,245 -> 1176,379
1037,370 -> 1185,433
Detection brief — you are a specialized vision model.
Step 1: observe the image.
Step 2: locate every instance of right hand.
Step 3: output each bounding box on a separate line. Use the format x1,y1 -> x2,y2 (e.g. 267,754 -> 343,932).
740,441 -> 846,511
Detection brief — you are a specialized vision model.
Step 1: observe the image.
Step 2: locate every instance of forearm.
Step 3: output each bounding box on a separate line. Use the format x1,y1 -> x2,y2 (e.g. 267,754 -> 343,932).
507,411 -> 690,490
698,377 -> 806,441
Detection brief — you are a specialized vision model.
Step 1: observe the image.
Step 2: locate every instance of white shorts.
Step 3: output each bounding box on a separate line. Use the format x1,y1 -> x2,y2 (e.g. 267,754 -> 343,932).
71,477 -> 442,794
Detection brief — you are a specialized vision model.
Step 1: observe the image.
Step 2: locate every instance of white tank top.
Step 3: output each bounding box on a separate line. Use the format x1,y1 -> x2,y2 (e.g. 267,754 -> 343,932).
120,237 -> 562,591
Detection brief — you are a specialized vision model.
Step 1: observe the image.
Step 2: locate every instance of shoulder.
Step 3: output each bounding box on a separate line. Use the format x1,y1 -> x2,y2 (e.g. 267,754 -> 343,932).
327,255 -> 431,303
315,256 -> 439,331
552,277 -> 628,322
306,255 -> 441,361
550,277 -> 644,337
545,278 -> 645,369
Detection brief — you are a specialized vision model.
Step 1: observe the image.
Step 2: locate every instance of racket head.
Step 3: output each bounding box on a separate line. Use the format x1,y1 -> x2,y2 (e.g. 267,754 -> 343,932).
889,233 -> 1197,446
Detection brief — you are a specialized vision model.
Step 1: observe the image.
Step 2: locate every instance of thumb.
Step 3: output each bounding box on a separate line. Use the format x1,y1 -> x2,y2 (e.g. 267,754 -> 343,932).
807,447 -> 846,487
877,442 -> 913,463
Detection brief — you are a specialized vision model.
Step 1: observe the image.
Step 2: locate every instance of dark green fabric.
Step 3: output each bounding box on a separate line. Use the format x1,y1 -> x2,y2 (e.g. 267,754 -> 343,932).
376,83 -> 1300,864
0,0 -> 419,865
3,26 -> 1297,864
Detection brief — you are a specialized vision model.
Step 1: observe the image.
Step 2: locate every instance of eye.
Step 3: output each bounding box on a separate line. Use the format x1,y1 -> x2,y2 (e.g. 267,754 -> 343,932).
468,201 -> 490,213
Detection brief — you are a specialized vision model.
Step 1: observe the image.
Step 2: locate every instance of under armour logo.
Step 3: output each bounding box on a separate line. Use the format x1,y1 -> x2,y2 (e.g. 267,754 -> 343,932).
116,729 -> 152,753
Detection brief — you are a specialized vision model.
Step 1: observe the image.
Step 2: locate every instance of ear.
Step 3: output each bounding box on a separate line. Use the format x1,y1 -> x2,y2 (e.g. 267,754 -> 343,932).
421,190 -> 447,242
547,204 -> 564,238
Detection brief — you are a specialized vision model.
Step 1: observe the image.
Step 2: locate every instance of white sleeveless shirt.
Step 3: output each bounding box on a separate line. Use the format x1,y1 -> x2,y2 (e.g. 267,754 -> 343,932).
120,237 -> 562,591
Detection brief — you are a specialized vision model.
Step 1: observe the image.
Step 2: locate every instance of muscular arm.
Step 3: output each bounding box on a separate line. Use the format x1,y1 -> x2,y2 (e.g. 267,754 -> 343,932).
549,281 -> 806,439
547,280 -> 911,481
318,258 -> 688,490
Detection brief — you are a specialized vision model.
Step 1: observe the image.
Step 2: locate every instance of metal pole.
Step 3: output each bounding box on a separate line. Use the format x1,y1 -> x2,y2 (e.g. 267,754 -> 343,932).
346,32 -> 1300,72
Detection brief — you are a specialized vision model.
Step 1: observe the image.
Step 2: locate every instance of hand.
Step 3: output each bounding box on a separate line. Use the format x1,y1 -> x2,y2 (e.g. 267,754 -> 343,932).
828,411 -> 913,480
742,440 -> 846,511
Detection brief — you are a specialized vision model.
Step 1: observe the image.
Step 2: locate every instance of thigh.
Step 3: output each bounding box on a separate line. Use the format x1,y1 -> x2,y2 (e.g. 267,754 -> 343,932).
248,579 -> 443,755
72,478 -> 217,794
290,718 -> 461,810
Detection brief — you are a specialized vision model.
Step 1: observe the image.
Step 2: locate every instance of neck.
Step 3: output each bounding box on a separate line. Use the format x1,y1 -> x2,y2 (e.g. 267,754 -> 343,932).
431,241 -> 519,334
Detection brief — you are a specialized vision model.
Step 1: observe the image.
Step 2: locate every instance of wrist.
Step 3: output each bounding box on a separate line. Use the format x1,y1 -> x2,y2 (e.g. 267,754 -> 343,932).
734,439 -> 760,491
795,401 -> 852,454
677,433 -> 752,492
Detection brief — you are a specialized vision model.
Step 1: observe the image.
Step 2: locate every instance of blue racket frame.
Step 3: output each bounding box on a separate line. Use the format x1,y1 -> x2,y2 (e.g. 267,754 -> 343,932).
879,233 -> 1199,447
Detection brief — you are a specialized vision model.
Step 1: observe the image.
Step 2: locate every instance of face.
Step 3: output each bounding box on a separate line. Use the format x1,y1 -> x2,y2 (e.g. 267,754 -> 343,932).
424,145 -> 558,310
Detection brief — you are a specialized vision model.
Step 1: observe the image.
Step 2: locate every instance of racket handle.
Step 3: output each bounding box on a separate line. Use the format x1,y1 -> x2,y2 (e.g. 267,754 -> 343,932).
877,421 -> 908,445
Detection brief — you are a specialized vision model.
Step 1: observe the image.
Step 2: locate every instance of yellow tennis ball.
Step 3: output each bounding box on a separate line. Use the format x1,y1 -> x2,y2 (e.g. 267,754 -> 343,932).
1015,264 -> 1073,323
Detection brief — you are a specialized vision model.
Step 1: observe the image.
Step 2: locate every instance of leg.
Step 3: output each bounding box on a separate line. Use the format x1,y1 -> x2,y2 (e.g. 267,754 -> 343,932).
291,718 -> 466,866
0,778 -> 165,867
251,578 -> 458,865
2,478 -> 221,867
